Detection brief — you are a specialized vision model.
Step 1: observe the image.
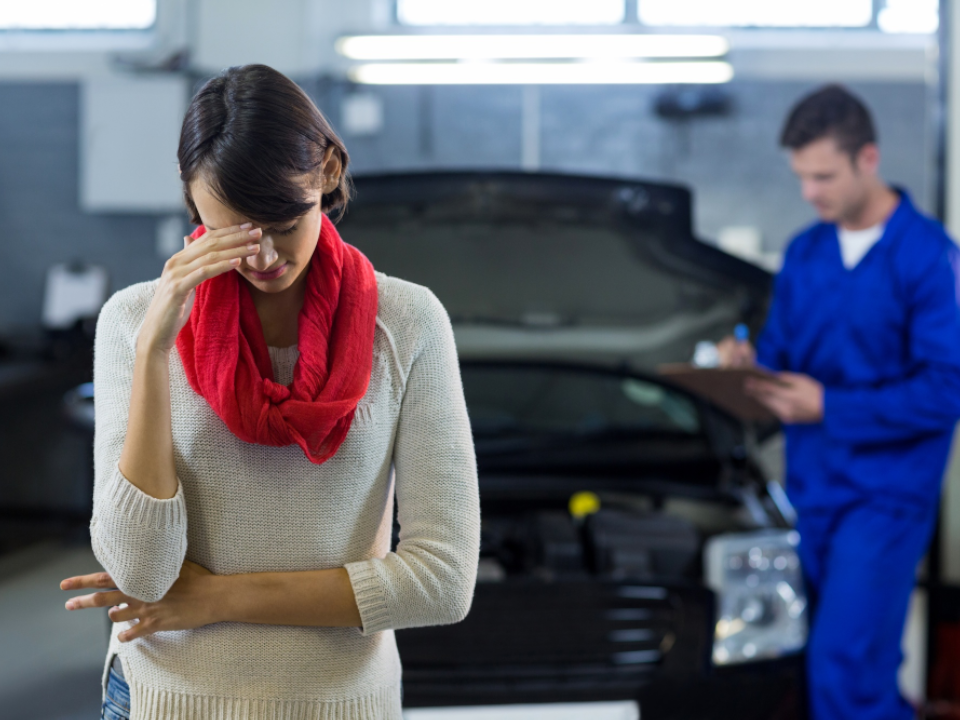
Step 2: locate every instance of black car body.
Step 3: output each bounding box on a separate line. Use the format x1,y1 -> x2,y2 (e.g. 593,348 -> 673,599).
337,172 -> 806,720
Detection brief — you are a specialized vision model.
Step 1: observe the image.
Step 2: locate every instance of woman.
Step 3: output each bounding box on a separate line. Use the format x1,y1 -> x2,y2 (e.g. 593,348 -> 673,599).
59,64 -> 480,720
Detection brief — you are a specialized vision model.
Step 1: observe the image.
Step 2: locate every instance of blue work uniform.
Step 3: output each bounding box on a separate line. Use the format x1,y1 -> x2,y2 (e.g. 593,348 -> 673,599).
756,189 -> 960,720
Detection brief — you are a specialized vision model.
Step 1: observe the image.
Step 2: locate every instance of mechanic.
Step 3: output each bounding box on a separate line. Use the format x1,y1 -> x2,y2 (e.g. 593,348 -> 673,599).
718,84 -> 960,719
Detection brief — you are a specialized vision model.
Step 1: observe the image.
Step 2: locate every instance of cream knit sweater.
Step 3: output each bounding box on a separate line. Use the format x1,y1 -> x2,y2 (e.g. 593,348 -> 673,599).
90,272 -> 480,720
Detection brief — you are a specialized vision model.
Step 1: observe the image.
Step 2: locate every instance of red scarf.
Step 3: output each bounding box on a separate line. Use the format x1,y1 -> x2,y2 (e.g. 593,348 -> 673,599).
175,214 -> 378,464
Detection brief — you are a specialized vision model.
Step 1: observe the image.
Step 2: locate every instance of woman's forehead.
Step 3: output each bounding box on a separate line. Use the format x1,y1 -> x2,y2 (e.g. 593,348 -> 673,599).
189,174 -> 322,229
190,178 -> 250,228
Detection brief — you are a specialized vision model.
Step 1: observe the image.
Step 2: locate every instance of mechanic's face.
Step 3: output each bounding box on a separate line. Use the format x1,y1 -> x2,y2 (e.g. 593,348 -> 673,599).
190,177 -> 323,296
789,136 -> 878,225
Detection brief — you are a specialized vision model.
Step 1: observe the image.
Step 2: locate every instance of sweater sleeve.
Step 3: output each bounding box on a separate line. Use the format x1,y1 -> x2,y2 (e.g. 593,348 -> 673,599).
89,287 -> 188,603
823,235 -> 960,445
345,290 -> 480,635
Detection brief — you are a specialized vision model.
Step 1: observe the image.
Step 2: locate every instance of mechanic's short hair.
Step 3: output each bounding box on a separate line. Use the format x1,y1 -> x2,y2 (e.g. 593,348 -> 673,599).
780,84 -> 877,161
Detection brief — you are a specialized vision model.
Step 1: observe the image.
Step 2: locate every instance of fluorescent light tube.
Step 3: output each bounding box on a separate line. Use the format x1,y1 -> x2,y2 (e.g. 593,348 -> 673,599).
348,61 -> 734,85
336,34 -> 729,60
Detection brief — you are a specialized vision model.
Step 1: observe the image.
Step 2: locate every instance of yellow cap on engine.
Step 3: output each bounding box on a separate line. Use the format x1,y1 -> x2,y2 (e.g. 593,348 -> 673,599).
569,491 -> 601,520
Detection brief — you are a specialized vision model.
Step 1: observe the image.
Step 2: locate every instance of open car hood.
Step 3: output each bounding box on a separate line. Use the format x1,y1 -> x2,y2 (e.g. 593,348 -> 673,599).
339,171 -> 772,370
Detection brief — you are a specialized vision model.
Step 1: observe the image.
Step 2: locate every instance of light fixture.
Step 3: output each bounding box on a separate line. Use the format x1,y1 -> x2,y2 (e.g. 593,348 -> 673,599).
348,61 -> 734,85
336,34 -> 729,61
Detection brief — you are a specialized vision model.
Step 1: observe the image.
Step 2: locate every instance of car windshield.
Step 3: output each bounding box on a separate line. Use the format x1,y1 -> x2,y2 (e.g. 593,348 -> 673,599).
461,364 -> 700,441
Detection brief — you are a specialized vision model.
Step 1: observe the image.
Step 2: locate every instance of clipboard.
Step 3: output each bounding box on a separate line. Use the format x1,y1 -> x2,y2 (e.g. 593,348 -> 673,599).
658,364 -> 784,422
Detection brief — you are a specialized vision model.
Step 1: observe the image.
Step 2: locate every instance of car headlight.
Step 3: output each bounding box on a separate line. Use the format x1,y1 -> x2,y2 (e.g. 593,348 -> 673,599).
704,529 -> 807,665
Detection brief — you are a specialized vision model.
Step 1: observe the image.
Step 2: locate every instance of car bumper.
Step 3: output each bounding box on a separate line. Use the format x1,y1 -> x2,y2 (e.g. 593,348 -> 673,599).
397,580 -> 805,719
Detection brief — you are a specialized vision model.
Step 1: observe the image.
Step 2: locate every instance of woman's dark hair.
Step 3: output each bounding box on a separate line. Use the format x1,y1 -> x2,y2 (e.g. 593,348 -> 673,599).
178,64 -> 352,225
780,84 -> 877,161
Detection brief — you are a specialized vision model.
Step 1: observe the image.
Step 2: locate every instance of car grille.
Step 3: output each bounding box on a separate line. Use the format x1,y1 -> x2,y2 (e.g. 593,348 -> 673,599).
397,579 -> 712,690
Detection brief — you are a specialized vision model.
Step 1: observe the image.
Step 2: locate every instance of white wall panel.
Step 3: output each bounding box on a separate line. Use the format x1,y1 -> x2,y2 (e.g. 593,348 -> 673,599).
80,74 -> 187,212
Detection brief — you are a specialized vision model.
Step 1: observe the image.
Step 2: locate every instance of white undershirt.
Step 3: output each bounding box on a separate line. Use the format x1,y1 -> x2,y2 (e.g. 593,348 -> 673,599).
837,222 -> 885,269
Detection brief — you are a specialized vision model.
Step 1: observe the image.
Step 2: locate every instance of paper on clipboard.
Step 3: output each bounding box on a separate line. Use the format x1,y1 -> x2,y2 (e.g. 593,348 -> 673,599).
658,364 -> 783,422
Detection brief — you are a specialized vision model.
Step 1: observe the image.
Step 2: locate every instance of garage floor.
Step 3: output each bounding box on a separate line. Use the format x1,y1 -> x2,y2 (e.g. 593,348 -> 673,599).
0,539 -> 109,719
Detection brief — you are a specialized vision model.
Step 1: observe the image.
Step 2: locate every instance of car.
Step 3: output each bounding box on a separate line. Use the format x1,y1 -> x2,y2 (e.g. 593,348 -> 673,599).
336,171 -> 807,720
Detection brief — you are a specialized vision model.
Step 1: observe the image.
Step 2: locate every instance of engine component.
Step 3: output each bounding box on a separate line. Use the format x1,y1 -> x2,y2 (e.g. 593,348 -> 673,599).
588,509 -> 700,580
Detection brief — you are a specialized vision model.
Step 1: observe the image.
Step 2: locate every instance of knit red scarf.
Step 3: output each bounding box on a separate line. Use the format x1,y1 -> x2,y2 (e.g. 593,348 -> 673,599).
175,214 -> 378,464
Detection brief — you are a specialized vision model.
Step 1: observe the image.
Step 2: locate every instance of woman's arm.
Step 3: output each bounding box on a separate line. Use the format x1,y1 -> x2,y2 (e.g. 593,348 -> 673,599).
211,568 -> 361,628
342,287 -> 480,635
118,344 -> 178,500
89,291 -> 190,604
121,225 -> 263,499
62,561 -> 360,642
90,227 -> 263,603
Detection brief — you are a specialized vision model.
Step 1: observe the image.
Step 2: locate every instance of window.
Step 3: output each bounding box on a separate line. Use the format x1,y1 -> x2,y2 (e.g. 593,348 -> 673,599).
397,0 -> 937,35
877,0 -> 939,34
638,0 -> 873,28
397,0 -> 625,26
0,0 -> 156,31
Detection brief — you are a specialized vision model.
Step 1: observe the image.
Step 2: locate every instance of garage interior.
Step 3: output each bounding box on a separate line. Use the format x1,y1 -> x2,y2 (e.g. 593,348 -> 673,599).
1,1 -> 958,719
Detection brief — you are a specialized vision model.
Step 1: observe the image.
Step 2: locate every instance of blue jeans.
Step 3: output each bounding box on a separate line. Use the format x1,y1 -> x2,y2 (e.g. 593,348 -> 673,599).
100,667 -> 131,720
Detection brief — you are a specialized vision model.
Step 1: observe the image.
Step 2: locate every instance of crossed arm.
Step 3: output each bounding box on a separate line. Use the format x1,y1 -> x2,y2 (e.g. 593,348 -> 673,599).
61,560 -> 360,643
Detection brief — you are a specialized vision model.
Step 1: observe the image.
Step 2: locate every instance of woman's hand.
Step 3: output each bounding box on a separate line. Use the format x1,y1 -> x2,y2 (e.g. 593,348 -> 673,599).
61,560 -> 220,642
137,225 -> 262,357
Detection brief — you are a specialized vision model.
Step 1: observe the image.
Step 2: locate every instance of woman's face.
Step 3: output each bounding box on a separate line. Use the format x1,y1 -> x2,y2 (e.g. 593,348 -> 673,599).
189,176 -> 323,296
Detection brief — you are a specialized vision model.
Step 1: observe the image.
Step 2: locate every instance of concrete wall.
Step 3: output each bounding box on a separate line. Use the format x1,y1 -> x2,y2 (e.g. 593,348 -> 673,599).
0,77 -> 936,335
336,79 -> 936,250
0,83 -> 161,336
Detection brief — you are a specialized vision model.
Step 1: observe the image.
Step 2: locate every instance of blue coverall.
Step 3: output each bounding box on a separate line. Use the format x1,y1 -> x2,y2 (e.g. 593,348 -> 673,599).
756,190 -> 960,719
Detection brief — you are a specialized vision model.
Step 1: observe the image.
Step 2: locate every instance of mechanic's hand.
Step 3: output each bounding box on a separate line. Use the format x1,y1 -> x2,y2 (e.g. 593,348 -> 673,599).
61,560 -> 218,642
137,225 -> 262,357
744,371 -> 824,424
717,336 -> 757,368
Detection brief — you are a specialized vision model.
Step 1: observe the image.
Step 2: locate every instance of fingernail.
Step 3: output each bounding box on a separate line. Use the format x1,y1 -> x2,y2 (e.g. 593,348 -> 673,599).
240,223 -> 252,229
66,601 -> 75,610
248,228 -> 260,237
247,243 -> 259,251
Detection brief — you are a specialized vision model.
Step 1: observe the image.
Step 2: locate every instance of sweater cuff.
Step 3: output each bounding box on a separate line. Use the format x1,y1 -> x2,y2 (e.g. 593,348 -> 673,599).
345,560 -> 392,635
102,463 -> 186,530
